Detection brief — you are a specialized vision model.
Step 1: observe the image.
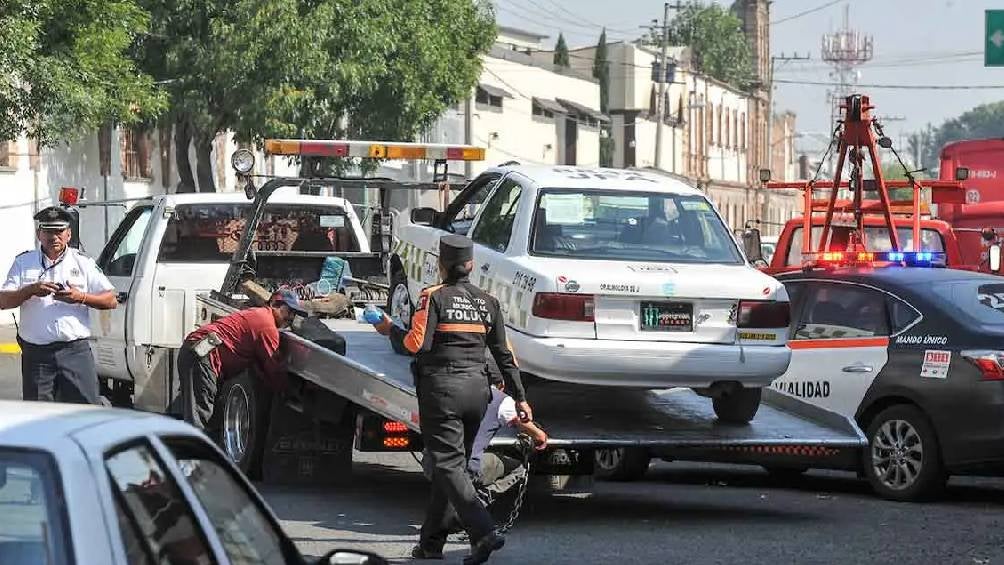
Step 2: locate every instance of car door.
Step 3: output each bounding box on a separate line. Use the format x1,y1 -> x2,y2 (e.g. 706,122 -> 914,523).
469,176 -> 525,317
773,280 -> 893,418
91,204 -> 155,382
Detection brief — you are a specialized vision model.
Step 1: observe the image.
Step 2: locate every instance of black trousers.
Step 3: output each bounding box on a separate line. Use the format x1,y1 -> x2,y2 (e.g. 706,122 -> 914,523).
20,337 -> 99,404
177,343 -> 219,430
417,364 -> 494,551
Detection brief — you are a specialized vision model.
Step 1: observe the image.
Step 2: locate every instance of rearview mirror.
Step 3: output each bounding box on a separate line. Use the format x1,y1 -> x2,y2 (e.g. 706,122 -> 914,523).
742,227 -> 764,264
991,244 -> 1001,273
956,167 -> 970,181
410,207 -> 437,226
318,549 -> 389,565
759,168 -> 772,183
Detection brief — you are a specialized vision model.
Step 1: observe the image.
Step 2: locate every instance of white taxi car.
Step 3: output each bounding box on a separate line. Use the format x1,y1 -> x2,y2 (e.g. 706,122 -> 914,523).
0,401 -> 385,565
390,166 -> 791,422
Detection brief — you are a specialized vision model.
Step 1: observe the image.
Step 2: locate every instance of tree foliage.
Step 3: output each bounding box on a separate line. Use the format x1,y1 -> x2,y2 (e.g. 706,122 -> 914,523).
658,2 -> 752,90
920,101 -> 1004,170
0,0 -> 164,146
554,33 -> 570,68
592,29 -> 613,167
136,0 -> 496,192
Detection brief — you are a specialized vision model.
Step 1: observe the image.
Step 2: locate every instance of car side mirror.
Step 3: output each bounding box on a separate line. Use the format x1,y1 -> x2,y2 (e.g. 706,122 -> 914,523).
742,228 -> 764,263
410,207 -> 437,226
956,167 -> 970,181
318,549 -> 389,565
991,244 -> 1002,273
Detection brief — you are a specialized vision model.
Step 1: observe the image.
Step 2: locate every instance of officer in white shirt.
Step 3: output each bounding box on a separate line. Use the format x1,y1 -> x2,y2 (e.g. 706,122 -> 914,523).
0,206 -> 118,403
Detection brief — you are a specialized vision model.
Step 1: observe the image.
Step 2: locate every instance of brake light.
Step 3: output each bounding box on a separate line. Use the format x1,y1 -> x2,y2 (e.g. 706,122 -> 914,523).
59,187 -> 79,205
962,350 -> 1004,381
737,300 -> 790,328
532,293 -> 595,322
383,421 -> 409,433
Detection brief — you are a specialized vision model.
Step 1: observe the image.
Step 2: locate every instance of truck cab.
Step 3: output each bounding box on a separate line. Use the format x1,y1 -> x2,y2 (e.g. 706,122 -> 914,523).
89,191 -> 369,411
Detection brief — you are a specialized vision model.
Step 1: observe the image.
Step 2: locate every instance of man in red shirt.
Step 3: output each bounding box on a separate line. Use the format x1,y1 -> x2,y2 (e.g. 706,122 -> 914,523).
177,290 -> 305,430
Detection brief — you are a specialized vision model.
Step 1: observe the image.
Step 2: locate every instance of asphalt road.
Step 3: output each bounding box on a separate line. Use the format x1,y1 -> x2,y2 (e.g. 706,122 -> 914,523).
3,356 -> 1004,564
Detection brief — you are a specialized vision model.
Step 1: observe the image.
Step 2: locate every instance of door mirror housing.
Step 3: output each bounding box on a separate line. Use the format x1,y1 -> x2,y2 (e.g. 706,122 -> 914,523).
410,207 -> 438,226
990,244 -> 1002,273
318,549 -> 389,565
742,227 -> 764,264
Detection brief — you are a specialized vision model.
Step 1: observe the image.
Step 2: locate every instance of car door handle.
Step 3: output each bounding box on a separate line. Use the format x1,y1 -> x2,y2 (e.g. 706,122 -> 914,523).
842,364 -> 873,373
481,263 -> 490,272
116,291 -> 128,304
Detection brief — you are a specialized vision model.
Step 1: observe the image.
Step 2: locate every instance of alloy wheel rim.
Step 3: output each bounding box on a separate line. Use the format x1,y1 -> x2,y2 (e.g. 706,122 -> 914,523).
871,419 -> 924,491
223,385 -> 251,463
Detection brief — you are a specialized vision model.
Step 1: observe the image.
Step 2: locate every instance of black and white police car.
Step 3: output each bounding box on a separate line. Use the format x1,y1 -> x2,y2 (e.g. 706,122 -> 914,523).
772,256 -> 1004,500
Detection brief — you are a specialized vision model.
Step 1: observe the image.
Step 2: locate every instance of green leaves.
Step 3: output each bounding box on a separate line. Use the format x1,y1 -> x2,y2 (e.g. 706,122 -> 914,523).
922,102 -> 1004,168
554,33 -> 570,68
0,0 -> 165,145
664,3 -> 752,91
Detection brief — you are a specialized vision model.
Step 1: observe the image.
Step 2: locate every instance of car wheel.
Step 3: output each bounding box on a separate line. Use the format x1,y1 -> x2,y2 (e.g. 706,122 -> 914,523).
386,269 -> 412,355
211,372 -> 270,479
712,387 -> 762,424
863,405 -> 947,502
594,448 -> 651,481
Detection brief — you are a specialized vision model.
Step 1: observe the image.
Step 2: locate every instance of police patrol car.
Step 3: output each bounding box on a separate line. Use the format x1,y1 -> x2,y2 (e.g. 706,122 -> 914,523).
390,164 -> 792,423
772,260 -> 1004,500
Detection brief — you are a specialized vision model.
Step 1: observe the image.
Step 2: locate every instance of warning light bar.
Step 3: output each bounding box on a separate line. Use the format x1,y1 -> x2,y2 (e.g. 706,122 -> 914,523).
806,251 -> 946,268
264,139 -> 486,161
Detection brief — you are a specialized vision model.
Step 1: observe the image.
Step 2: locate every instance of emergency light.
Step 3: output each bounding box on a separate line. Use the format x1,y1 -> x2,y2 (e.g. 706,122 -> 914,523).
263,139 -> 486,161
806,251 -> 946,268
58,187 -> 80,206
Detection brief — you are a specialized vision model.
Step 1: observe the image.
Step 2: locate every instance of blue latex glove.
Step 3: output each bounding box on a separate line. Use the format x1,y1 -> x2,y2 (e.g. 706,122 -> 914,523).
363,306 -> 386,325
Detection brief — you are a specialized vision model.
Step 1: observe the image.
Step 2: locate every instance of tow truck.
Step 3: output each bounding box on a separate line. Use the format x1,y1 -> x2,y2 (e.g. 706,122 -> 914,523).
81,138 -> 863,494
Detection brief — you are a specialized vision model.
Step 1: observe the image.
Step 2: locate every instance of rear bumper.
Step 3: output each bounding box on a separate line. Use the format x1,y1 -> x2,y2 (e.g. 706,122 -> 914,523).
508,330 -> 791,388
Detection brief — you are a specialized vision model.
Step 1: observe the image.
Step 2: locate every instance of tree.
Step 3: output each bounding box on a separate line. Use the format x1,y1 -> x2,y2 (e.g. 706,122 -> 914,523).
592,29 -> 614,167
554,33 -> 570,68
136,0 -> 496,192
921,101 -> 1004,169
660,2 -> 752,90
0,0 -> 164,146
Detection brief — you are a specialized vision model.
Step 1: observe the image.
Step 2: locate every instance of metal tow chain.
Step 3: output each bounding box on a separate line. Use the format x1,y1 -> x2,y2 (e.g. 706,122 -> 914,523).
457,434 -> 536,542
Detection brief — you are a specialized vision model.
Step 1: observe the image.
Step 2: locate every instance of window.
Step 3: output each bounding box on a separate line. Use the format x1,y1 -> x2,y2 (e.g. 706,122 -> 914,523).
888,296 -> 921,334
705,103 -> 713,148
724,110 -> 731,149
785,226 -> 946,267
105,443 -> 212,565
169,441 -> 291,565
99,206 -> 154,277
121,128 -> 152,180
159,204 -> 358,262
471,179 -> 522,253
532,101 -> 554,118
0,450 -> 71,565
732,110 -> 738,149
475,87 -> 503,109
0,141 -> 16,169
740,113 -> 747,150
717,106 -> 723,147
445,175 -> 501,236
794,283 -> 890,339
531,189 -> 742,264
933,281 -> 1004,326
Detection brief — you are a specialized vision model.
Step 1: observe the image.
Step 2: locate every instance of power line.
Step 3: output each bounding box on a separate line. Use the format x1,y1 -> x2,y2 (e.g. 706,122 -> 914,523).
774,78 -> 1004,90
496,0 -> 633,40
772,0 -> 846,25
537,0 -> 639,35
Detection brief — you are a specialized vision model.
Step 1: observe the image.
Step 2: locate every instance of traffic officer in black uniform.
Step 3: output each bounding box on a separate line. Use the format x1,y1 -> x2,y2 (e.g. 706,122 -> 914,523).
0,206 -> 118,403
376,235 -> 532,564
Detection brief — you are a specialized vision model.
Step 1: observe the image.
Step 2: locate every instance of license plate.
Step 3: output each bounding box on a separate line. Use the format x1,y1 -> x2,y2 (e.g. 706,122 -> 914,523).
640,301 -> 693,332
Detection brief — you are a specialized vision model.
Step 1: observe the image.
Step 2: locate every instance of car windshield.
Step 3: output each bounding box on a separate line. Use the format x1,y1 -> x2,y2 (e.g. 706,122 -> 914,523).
0,450 -> 70,565
530,189 -> 743,264
786,226 -> 945,266
159,204 -> 359,262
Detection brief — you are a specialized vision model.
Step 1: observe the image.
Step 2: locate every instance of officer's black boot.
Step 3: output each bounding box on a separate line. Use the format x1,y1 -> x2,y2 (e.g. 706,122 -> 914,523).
463,530 -> 505,565
410,544 -> 444,560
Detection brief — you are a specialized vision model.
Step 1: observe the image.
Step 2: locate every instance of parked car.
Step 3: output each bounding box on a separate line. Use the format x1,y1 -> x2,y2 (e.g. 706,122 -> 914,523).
0,401 -> 386,564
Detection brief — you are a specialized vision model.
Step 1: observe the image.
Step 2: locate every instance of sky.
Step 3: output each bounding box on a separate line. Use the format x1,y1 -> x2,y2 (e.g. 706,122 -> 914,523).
495,0 -> 1004,155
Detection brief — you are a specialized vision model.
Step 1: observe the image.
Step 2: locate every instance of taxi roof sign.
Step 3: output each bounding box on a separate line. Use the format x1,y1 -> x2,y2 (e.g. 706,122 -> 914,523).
264,139 -> 486,161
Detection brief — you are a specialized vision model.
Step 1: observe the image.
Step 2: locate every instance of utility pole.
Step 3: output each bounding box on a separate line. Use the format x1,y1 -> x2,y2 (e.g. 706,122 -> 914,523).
653,2 -> 683,171
761,51 -> 809,230
464,92 -> 473,179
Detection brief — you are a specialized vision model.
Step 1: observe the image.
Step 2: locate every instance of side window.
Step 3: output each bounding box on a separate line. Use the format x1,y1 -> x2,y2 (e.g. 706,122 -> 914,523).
888,296 -> 921,334
443,174 -> 501,236
98,206 -> 154,277
105,442 -> 213,565
0,450 -> 71,565
783,281 -> 808,314
794,283 -> 890,339
168,440 -> 292,565
471,179 -> 522,253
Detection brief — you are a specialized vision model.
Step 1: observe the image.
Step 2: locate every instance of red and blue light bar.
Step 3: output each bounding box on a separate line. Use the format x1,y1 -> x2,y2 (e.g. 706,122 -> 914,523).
806,251 -> 946,268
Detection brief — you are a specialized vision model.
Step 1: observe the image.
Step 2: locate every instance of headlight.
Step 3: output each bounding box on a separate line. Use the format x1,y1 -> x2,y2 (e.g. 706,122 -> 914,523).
231,149 -> 255,174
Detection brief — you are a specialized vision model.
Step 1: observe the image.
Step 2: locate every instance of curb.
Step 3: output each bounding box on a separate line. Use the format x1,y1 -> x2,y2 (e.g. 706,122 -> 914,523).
0,343 -> 20,354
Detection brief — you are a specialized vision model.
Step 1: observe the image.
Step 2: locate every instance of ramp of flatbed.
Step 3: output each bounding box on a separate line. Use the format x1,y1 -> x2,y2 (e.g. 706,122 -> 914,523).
322,320 -> 863,450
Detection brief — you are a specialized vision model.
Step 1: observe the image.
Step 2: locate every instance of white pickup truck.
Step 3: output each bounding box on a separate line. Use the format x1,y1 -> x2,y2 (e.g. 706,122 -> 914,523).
86,190 -> 372,411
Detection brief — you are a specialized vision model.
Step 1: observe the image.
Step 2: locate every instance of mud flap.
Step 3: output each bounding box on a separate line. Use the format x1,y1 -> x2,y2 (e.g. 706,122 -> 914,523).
261,398 -> 354,486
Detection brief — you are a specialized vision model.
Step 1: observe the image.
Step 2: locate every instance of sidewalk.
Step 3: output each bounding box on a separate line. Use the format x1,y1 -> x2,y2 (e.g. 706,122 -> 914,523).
0,325 -> 18,354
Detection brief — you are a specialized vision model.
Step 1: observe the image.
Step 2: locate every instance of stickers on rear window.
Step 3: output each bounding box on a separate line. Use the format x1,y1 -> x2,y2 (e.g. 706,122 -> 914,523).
542,195 -> 586,224
319,215 -> 345,228
978,284 -> 1004,314
920,350 -> 951,379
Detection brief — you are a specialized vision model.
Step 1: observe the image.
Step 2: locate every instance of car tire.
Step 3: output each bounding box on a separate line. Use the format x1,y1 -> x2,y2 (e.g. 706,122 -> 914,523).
863,405 -> 947,502
594,448 -> 651,481
712,387 -> 762,424
386,268 -> 412,356
210,372 -> 270,479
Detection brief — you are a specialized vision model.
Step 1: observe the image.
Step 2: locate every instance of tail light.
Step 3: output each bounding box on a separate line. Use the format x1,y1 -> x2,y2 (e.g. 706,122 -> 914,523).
532,293 -> 595,322
383,421 -> 409,433
961,350 -> 1004,380
737,300 -> 790,328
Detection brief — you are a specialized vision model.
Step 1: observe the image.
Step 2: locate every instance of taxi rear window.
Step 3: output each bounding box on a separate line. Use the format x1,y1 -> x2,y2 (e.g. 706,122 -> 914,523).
929,280 -> 1004,324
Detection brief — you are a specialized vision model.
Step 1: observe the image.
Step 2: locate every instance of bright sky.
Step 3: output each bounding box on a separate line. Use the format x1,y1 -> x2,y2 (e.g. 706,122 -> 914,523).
495,0 -> 1004,155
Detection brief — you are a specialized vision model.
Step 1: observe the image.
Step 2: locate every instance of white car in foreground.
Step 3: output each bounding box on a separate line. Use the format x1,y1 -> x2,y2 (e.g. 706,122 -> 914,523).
390,166 -> 791,423
0,401 -> 385,565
